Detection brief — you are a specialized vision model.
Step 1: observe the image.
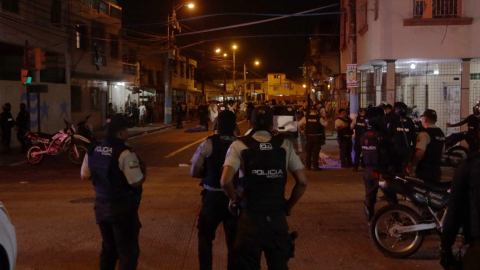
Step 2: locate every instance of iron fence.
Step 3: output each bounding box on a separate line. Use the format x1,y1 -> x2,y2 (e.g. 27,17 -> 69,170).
413,0 -> 461,18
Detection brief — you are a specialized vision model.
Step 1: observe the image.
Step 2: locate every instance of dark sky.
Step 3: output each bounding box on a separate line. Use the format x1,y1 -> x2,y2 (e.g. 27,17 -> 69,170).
117,0 -> 339,80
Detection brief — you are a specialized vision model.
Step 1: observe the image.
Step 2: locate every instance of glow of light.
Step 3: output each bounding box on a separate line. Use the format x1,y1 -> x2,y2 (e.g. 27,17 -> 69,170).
410,63 -> 416,70
117,82 -> 125,86
223,53 -> 227,57
303,84 -> 306,88
434,70 -> 439,75
233,45 -> 237,50
115,86 -> 118,89
215,48 -> 221,53
187,4 -> 194,8
255,61 -> 259,65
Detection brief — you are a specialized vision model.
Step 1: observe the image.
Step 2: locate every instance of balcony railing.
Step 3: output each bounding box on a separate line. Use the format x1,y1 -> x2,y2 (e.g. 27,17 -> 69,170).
79,0 -> 122,20
413,0 -> 461,18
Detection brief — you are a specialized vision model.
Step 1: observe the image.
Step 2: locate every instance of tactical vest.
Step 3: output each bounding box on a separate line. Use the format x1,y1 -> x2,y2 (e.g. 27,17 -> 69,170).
336,117 -> 353,137
361,131 -> 390,170
355,116 -> 367,136
467,115 -> 480,134
88,137 -> 137,204
391,117 -> 414,148
306,113 -> 323,135
201,134 -> 237,189
417,127 -> 445,177
240,135 -> 287,213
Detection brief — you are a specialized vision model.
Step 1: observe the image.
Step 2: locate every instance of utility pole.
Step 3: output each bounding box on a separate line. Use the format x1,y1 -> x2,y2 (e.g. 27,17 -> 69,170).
305,38 -> 311,106
243,62 -> 247,102
348,0 -> 358,118
233,49 -> 236,101
164,8 -> 173,125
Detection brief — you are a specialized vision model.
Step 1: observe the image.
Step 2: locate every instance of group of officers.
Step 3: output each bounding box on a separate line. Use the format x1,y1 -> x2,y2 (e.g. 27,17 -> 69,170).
80,100 -> 480,270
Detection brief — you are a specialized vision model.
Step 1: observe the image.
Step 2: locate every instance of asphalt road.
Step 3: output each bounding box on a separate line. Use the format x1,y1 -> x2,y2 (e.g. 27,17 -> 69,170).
0,121 -> 443,270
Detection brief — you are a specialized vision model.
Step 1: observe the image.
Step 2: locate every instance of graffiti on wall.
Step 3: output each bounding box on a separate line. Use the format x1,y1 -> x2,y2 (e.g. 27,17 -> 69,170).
19,93 -> 69,128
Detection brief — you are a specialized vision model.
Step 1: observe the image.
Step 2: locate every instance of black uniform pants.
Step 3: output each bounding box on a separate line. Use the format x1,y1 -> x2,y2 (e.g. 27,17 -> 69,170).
199,116 -> 209,130
197,190 -> 237,270
305,135 -> 322,169
17,129 -> 28,152
393,146 -> 412,174
364,166 -> 398,217
337,136 -> 353,166
234,212 -> 292,270
97,211 -> 141,270
466,134 -> 480,153
353,136 -> 363,167
176,114 -> 183,128
1,130 -> 11,152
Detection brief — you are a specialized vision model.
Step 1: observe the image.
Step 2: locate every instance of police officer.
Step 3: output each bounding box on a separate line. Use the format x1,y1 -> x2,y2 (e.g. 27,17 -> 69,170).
81,114 -> 146,270
298,105 -> 327,171
408,109 -> 445,183
190,110 -> 238,270
383,104 -> 395,126
387,102 -> 416,174
0,103 -> 15,154
440,137 -> 480,270
221,106 -> 307,270
351,108 -> 367,171
447,101 -> 480,152
335,109 -> 353,168
16,103 -> 30,153
197,100 -> 210,130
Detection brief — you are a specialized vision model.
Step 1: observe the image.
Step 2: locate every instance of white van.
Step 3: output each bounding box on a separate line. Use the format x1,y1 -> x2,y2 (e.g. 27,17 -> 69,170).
0,202 -> 16,270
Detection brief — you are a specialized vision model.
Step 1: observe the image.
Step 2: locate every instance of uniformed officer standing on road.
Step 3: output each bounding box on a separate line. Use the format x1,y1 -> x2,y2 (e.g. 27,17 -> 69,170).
0,103 -> 15,154
408,109 -> 445,183
16,103 -> 30,153
190,110 -> 238,270
351,108 -> 367,172
387,102 -> 416,173
361,107 -> 397,222
221,106 -> 307,270
447,101 -> 480,152
81,114 -> 146,270
335,109 -> 353,168
298,105 -> 327,171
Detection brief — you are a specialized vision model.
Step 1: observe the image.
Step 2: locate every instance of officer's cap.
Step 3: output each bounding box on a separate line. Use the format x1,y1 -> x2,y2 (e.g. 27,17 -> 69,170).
251,106 -> 273,128
421,109 -> 437,121
105,114 -> 129,136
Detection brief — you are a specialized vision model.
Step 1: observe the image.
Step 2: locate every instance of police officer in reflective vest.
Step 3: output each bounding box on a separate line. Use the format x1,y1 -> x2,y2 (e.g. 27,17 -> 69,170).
440,131 -> 480,270
0,103 -> 15,154
221,106 -> 307,270
408,109 -> 445,183
387,102 -> 416,173
351,108 -> 367,171
190,110 -> 238,270
361,106 -> 397,222
298,105 -> 327,171
81,114 -> 146,270
447,101 -> 480,152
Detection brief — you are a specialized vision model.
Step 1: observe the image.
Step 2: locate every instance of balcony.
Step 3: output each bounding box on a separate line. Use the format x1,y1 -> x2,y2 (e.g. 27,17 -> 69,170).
404,0 -> 473,26
78,0 -> 122,20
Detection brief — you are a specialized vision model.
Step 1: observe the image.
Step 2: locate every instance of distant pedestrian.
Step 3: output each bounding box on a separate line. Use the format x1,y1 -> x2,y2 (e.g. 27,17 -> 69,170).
197,100 -> 209,130
107,103 -> 115,118
208,101 -> 218,130
335,109 -> 353,168
131,103 -> 139,127
16,103 -> 30,153
139,102 -> 146,127
0,103 -> 15,154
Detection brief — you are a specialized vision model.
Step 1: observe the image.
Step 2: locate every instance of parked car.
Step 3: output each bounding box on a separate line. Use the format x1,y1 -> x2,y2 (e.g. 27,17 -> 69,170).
272,105 -> 298,138
0,201 -> 16,270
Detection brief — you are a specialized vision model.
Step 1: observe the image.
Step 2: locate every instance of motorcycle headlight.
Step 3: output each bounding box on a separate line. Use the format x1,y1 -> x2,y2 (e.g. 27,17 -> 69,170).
0,201 -> 11,222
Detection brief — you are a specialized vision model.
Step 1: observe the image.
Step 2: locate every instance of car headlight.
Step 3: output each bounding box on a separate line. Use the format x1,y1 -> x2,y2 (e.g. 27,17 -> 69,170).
0,201 -> 11,222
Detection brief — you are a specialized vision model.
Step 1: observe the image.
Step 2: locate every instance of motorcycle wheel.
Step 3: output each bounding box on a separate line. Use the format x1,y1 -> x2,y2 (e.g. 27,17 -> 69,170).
68,144 -> 88,166
369,204 -> 424,259
447,146 -> 468,168
27,146 -> 44,165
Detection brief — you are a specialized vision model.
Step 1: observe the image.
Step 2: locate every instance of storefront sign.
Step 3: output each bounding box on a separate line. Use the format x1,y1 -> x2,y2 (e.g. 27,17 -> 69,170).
346,64 -> 358,88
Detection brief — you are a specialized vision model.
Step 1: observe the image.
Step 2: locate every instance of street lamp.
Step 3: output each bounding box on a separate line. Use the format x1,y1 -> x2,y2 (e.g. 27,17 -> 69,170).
255,61 -> 260,66
168,3 -> 195,48
215,48 -> 221,53
187,3 -> 195,8
232,45 -> 237,97
223,53 -> 227,57
303,84 -> 307,88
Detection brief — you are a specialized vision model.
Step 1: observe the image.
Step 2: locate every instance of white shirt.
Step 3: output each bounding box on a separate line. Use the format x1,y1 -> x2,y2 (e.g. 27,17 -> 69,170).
139,105 -> 146,116
416,124 -> 441,151
240,103 -> 247,112
81,150 -> 144,185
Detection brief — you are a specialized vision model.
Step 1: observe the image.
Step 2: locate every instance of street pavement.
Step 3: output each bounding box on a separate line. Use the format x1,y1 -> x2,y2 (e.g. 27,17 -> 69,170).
0,121 -> 445,270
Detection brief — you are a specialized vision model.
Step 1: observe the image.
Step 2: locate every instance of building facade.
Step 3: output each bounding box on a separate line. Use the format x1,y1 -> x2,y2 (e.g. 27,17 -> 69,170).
339,0 -> 480,131
267,73 -> 304,101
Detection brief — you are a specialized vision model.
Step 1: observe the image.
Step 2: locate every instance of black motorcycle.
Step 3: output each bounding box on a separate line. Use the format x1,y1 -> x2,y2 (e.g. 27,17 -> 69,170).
369,173 -> 451,258
440,132 -> 469,168
74,114 -> 97,145
26,120 -> 91,166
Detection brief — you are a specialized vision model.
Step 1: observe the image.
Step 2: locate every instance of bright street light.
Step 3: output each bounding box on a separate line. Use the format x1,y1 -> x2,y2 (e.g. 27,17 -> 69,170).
215,48 -> 221,53
187,3 -> 195,8
233,45 -> 237,50
303,84 -> 307,88
255,61 -> 260,65
223,53 -> 227,57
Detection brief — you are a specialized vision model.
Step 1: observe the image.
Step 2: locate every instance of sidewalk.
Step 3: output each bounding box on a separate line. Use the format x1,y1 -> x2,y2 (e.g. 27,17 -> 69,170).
0,120 -> 197,168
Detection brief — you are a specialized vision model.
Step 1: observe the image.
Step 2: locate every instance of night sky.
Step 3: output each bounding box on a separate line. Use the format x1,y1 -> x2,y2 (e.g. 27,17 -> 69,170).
117,0 -> 339,80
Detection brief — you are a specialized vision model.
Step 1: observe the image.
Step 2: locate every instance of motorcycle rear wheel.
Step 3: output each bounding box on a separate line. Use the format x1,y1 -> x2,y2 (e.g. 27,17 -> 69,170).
68,144 -> 87,166
27,146 -> 44,165
369,204 -> 424,259
446,146 -> 468,168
